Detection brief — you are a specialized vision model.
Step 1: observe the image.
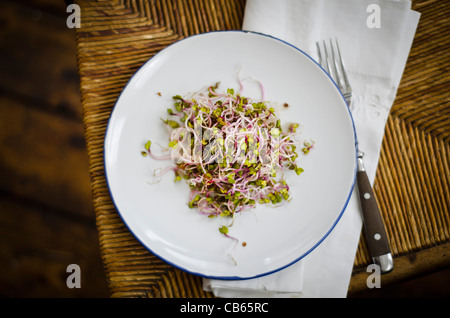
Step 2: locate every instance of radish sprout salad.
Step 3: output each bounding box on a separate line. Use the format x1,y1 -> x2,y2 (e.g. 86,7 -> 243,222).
142,83 -> 313,238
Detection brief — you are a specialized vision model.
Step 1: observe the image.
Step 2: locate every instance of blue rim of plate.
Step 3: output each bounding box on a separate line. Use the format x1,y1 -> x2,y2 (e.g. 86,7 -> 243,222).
104,30 -> 358,281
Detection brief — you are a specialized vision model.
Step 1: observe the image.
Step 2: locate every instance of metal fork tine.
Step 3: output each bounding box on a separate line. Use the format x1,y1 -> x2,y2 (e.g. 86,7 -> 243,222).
316,42 -> 323,70
334,38 -> 351,91
322,40 -> 330,74
329,39 -> 342,88
316,38 -> 353,106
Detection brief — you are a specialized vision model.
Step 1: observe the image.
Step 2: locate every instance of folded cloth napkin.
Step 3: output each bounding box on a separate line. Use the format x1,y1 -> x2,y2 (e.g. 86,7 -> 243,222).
203,0 -> 420,297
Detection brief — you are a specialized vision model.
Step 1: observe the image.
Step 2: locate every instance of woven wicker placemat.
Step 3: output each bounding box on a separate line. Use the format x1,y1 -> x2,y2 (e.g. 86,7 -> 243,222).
75,0 -> 449,297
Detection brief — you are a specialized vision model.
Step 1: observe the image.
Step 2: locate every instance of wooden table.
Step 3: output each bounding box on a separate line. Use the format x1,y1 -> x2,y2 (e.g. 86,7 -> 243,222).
74,0 -> 449,297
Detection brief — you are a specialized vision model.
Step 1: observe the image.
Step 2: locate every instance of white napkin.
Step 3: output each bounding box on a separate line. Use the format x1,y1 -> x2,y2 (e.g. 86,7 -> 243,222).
203,0 -> 420,297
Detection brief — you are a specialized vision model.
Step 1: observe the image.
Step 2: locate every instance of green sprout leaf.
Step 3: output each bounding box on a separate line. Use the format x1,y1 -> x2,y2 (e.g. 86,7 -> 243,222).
219,225 -> 229,235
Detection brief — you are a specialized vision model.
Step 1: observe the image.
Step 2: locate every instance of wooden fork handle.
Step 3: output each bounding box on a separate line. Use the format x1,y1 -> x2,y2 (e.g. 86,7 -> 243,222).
357,153 -> 393,273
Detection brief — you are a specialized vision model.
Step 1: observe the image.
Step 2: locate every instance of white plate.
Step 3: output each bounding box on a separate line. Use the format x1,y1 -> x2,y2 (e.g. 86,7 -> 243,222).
104,31 -> 357,280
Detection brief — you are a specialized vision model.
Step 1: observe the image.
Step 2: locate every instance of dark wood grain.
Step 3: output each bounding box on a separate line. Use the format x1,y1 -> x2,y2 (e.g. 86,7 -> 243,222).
0,194 -> 106,297
0,0 -> 109,297
0,1 -> 83,119
0,95 -> 94,218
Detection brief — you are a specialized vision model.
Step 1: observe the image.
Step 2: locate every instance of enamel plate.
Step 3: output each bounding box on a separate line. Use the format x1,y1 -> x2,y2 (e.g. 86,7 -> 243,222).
104,31 -> 357,280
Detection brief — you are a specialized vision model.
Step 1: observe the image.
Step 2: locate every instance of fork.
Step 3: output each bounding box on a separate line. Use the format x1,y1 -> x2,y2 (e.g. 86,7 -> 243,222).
316,39 -> 393,274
